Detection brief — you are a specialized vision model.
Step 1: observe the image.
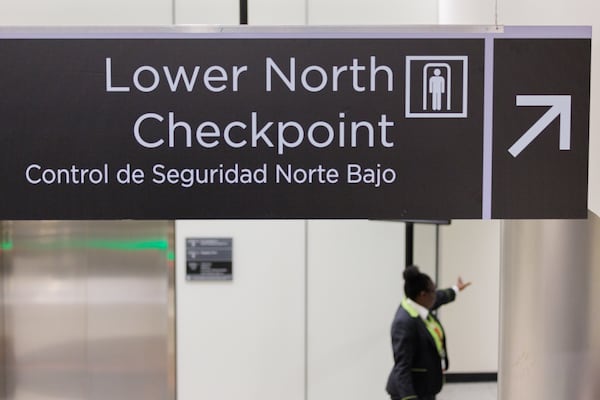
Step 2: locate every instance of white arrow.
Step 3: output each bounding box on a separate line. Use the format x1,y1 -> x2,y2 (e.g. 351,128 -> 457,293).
508,95 -> 572,157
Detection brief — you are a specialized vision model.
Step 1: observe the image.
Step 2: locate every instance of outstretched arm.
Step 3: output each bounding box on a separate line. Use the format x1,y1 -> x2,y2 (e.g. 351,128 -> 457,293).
431,277 -> 471,311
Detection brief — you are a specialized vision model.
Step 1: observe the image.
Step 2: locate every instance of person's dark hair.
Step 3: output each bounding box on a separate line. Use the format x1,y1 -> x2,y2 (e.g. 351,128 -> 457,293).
403,265 -> 433,300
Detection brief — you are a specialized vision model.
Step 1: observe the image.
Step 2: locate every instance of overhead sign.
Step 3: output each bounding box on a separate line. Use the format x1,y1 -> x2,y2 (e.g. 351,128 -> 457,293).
0,26 -> 591,219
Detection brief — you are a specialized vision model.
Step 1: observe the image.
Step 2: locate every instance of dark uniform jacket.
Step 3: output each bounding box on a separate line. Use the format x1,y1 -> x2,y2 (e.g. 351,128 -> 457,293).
386,288 -> 456,400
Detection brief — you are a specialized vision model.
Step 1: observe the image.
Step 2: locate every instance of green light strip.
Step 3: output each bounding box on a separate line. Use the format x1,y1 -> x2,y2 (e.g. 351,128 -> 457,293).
85,239 -> 169,251
6,238 -> 170,252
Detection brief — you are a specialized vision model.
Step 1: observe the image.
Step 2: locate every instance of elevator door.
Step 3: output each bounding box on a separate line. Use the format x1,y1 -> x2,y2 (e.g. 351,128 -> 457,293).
0,220 -> 175,400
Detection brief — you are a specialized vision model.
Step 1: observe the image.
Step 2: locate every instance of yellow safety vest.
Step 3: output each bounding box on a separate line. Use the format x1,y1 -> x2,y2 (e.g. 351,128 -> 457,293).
401,298 -> 446,358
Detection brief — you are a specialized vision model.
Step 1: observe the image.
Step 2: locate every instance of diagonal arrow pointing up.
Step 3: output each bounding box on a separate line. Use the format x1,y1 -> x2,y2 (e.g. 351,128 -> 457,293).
508,95 -> 572,157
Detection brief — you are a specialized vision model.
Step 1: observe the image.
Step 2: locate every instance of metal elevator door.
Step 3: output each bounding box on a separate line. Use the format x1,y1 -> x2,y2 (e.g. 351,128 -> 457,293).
0,220 -> 175,400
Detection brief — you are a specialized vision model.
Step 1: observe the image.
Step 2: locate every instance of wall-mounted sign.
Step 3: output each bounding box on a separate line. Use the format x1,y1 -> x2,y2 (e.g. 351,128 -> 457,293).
186,238 -> 233,281
0,26 -> 590,219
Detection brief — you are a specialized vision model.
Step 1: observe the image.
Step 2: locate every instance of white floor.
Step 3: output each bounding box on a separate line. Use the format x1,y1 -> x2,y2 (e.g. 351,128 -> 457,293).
438,382 -> 498,400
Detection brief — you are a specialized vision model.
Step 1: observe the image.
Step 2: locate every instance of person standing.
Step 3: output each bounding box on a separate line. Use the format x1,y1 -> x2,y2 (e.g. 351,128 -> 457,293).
386,265 -> 471,400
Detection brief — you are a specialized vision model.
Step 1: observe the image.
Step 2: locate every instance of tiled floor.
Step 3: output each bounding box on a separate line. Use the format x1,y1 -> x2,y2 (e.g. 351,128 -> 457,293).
438,382 -> 498,400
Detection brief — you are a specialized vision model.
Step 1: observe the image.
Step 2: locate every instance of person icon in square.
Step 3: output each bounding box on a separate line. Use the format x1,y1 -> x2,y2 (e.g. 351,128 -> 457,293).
428,68 -> 445,111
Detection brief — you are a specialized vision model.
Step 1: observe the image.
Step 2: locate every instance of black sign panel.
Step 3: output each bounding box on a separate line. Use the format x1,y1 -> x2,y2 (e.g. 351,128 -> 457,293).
0,28 -> 590,220
492,39 -> 590,218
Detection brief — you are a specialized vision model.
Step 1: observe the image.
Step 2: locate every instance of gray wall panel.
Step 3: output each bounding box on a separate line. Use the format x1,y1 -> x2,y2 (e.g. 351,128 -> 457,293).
3,221 -> 88,400
0,221 -> 174,400
500,212 -> 600,400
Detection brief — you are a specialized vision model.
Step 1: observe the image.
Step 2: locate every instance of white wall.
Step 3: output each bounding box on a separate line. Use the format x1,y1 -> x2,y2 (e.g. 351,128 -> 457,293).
175,0 -> 238,25
0,0 -> 172,25
175,219 -> 499,400
307,220 -> 404,400
439,0 -> 496,25
307,0 -> 438,25
439,220 -> 501,373
248,0 -> 439,25
250,0 -> 306,25
176,220 -> 407,400
176,220 -> 306,400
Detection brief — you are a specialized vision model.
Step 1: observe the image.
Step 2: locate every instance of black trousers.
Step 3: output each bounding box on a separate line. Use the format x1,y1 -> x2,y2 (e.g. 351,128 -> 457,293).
422,397 -> 435,400
391,396 -> 435,400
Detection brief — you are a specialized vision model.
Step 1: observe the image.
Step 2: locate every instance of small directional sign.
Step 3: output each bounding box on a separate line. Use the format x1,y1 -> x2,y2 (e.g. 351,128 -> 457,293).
186,238 -> 233,281
0,26 -> 591,220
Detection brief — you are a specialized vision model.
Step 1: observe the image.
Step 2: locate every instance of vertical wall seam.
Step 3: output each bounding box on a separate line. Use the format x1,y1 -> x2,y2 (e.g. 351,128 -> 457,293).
304,0 -> 307,25
84,222 -> 90,400
304,220 -> 309,400
172,0 -> 176,25
497,220 -> 505,400
305,0 -> 309,26
169,221 -> 177,400
495,0 -> 499,28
